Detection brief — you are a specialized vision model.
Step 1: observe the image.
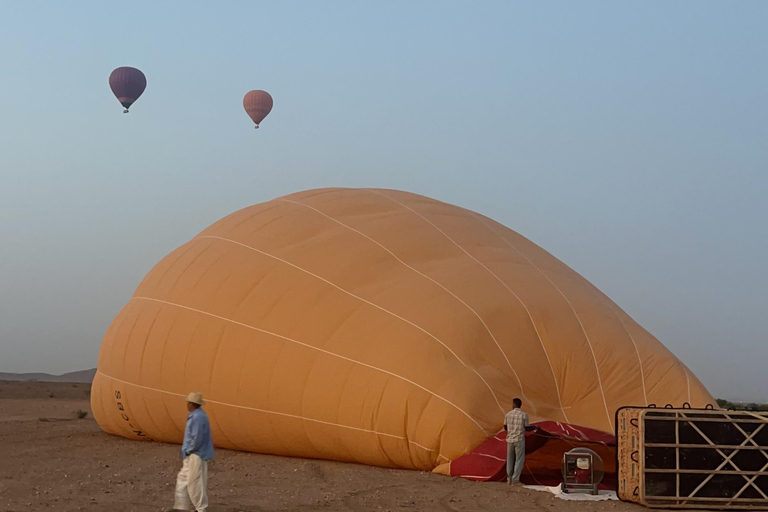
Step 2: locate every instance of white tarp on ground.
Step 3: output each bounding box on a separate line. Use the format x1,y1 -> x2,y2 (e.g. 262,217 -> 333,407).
524,484 -> 618,501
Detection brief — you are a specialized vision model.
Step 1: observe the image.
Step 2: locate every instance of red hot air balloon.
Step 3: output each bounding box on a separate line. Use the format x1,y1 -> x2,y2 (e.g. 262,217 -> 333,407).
243,90 -> 273,128
109,67 -> 147,113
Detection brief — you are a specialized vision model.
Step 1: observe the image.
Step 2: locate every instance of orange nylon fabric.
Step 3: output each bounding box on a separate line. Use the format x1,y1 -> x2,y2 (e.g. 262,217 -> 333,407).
91,188 -> 713,471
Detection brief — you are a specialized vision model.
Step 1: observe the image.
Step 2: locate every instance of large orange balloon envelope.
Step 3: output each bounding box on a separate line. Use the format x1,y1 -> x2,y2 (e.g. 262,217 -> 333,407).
91,188 -> 714,475
243,90 -> 273,128
109,67 -> 146,113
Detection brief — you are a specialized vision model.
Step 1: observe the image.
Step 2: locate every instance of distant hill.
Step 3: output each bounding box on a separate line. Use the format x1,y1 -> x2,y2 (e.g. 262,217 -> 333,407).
0,368 -> 95,383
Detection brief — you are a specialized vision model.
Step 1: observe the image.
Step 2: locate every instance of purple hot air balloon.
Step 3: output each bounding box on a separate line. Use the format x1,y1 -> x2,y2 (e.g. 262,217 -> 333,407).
243,90 -> 273,128
109,67 -> 147,113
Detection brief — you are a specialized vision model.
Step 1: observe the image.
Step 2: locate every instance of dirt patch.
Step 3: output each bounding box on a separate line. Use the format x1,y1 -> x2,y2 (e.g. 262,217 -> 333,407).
0,380 -> 91,400
0,381 -> 644,511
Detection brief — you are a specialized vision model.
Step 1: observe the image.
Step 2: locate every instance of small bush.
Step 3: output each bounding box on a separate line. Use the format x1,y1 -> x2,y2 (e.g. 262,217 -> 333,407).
716,398 -> 768,411
76,410 -> 88,419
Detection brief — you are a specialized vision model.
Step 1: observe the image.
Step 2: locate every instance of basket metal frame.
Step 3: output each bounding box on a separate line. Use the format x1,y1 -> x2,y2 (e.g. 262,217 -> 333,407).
618,406 -> 768,510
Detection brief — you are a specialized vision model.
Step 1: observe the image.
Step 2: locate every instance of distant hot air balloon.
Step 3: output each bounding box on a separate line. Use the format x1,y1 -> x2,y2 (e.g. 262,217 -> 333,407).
243,90 -> 273,128
109,67 -> 147,113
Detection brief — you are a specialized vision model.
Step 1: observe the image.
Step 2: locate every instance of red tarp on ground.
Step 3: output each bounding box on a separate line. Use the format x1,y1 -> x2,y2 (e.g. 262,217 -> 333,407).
449,421 -> 617,488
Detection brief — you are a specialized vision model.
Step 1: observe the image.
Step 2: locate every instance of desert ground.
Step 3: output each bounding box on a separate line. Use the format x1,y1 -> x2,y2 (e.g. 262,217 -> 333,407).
1,381 -> 646,512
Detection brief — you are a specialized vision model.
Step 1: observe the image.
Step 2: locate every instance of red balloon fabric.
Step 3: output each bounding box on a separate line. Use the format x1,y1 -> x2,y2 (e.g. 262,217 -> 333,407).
446,422 -> 616,487
109,67 -> 147,110
243,90 -> 273,127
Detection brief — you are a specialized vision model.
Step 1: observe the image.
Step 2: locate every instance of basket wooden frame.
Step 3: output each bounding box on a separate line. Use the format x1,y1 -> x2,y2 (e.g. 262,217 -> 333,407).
617,407 -> 643,504
617,406 -> 768,510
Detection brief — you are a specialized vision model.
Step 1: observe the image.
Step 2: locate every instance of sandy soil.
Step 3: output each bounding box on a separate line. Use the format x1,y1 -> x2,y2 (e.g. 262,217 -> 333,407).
0,381 -> 645,512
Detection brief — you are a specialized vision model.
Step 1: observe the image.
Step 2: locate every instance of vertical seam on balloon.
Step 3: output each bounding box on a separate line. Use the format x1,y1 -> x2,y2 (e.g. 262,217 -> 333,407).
299,346 -> 339,462
519,234 -> 649,410
105,304 -> 132,370
365,189 -> 561,420
195,234 -> 506,416
148,241 -> 201,299
174,320 -> 201,437
596,298 -> 649,405
373,376 -> 401,468
119,309 -> 143,377
94,370 -> 445,459
133,308 -> 165,437
267,321 -> 302,457
187,251 -> 229,295
159,307 -> 188,436
136,306 -> 160,393
205,321 -> 241,451
405,198 -> 568,419
275,198 -> 525,412
242,206 -> 290,239
218,203 -> 278,234
329,359 -> 363,464
232,322 -> 264,453
469,213 -> 614,432
165,239 -> 215,293
129,296 -> 489,435
411,381 -> 437,467
683,365 -> 692,404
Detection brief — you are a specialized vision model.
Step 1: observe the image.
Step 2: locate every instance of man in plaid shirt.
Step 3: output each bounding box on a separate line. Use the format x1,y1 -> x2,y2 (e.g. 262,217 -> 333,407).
504,398 -> 539,484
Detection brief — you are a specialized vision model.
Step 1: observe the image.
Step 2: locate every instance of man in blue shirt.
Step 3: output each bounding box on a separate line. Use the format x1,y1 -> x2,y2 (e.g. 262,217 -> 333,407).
173,392 -> 214,512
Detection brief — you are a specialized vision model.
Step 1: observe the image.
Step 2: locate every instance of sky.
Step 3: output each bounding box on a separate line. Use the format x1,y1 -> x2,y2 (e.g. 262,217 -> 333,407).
0,1 -> 765,401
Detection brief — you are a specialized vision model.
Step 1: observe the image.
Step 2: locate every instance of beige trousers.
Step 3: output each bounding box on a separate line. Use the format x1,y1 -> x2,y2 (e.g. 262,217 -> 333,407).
173,454 -> 208,511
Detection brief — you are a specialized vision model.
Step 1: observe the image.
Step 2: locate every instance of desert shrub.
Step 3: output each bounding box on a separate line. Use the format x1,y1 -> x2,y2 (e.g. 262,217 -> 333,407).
715,398 -> 767,411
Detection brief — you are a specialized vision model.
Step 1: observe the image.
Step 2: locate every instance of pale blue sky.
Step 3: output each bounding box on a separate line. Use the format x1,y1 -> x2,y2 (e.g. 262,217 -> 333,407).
0,2 -> 765,400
